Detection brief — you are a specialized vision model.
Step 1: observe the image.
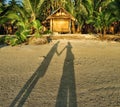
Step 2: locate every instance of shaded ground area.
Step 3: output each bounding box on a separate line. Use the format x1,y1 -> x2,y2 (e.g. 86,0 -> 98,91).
0,39 -> 120,107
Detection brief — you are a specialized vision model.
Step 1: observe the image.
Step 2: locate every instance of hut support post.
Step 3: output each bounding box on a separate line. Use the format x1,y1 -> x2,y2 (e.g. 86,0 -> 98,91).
69,19 -> 71,33
72,21 -> 75,33
50,19 -> 53,32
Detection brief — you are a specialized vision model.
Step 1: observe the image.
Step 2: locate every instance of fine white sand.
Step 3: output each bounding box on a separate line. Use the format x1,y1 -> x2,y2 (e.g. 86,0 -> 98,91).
0,39 -> 120,107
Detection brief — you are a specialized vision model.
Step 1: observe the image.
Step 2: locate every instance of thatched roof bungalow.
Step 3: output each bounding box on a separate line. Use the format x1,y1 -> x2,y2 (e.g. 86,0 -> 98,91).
43,7 -> 77,33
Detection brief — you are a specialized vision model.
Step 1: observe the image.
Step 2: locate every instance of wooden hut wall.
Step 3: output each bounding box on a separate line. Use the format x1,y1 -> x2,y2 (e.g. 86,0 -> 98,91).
52,18 -> 70,32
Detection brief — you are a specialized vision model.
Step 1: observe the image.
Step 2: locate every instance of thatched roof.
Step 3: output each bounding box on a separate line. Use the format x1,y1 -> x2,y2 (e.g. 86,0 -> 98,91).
46,7 -> 76,21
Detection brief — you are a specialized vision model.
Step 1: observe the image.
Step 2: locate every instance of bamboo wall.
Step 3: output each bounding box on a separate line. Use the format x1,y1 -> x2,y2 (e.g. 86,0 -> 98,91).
52,19 -> 70,33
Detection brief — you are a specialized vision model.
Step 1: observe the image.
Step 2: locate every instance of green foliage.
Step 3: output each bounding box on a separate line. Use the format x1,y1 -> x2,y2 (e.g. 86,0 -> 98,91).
6,36 -> 18,46
75,0 -> 88,26
30,20 -> 42,38
43,30 -> 52,34
4,9 -> 30,45
0,3 -> 2,13
83,0 -> 118,36
87,10 -> 117,35
15,28 -> 29,42
4,28 -> 30,46
23,0 -> 45,21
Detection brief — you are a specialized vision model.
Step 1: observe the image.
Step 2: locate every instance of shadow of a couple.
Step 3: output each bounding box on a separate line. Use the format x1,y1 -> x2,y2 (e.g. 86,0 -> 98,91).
9,41 -> 77,107
55,42 -> 77,107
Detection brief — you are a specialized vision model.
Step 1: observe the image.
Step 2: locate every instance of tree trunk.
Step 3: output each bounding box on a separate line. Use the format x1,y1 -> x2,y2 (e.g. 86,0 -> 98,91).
101,27 -> 106,39
71,21 -> 75,33
77,25 -> 82,34
103,27 -> 106,37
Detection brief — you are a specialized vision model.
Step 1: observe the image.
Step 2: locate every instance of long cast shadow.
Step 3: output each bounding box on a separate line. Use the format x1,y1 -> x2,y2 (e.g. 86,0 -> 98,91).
9,41 -> 60,107
55,42 -> 77,107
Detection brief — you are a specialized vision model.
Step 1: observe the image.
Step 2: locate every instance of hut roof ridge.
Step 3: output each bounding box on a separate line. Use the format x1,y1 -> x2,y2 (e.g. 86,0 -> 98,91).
46,7 -> 76,21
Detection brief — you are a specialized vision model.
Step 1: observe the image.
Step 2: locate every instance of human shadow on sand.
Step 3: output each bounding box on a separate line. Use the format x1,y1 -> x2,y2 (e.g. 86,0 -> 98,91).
55,42 -> 77,107
9,41 -> 60,107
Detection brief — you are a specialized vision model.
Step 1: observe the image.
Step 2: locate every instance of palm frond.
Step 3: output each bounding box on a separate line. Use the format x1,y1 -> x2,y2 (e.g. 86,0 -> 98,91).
23,0 -> 33,14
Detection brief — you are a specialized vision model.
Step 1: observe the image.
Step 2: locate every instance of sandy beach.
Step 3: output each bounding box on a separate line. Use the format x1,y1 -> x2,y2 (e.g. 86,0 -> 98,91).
0,39 -> 120,107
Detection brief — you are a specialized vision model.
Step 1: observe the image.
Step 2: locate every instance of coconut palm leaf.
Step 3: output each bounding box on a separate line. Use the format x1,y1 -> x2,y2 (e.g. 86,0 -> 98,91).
23,0 -> 45,20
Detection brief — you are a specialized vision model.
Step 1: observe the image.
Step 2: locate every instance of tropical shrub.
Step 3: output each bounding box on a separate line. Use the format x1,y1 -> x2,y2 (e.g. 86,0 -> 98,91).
30,20 -> 43,38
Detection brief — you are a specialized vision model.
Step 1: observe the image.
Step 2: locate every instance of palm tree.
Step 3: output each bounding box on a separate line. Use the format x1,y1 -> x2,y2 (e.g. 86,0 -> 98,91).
96,0 -> 118,36
0,3 -> 4,19
0,1 -> 15,34
82,0 -> 117,36
74,0 -> 88,33
23,0 -> 45,22
3,1 -> 31,45
0,1 -> 9,24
